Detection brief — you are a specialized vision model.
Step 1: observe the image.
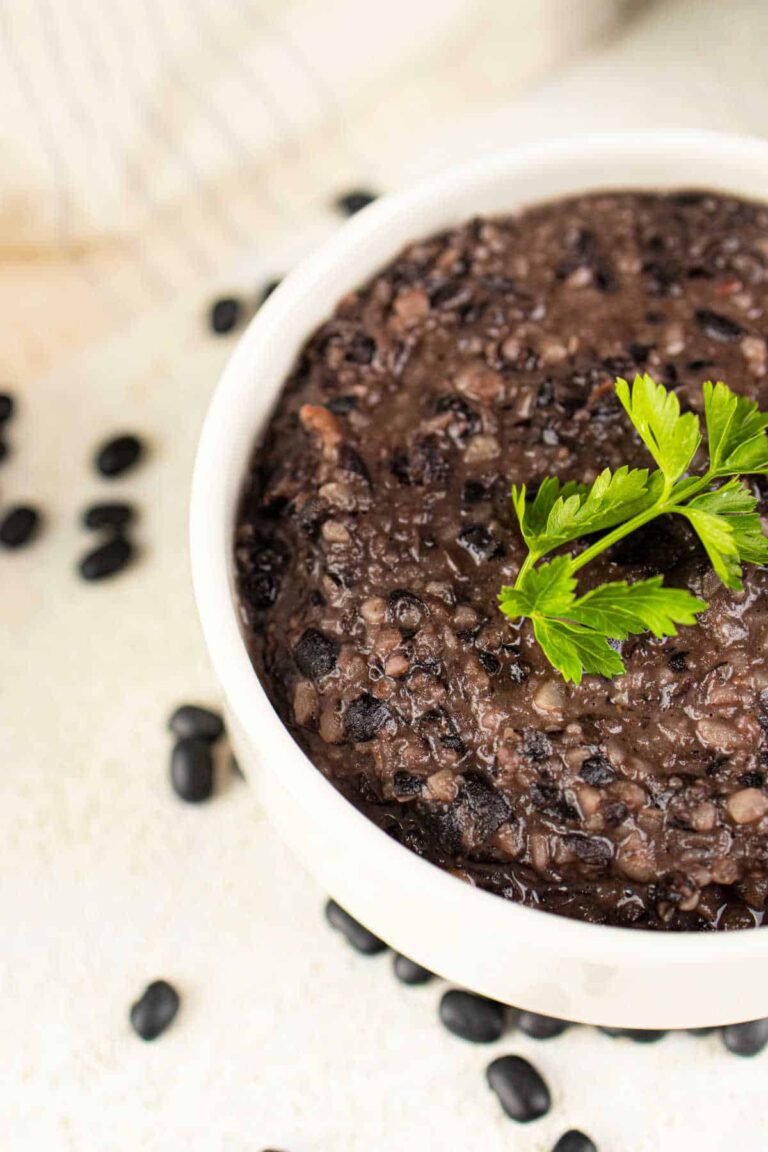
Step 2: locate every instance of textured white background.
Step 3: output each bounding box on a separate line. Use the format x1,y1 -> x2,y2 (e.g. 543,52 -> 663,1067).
5,2 -> 768,1149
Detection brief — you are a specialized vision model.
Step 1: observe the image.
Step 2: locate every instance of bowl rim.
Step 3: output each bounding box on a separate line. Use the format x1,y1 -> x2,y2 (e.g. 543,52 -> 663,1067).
191,129 -> 768,967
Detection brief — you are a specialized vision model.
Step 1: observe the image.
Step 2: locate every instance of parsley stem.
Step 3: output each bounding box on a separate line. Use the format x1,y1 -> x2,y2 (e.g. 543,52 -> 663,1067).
568,471 -> 715,575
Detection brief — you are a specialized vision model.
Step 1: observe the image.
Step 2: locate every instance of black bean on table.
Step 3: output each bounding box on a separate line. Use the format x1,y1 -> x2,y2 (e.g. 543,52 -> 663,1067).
721,1017 -> 768,1057
129,980 -> 180,1041
169,704 -> 224,744
324,900 -> 388,955
516,1010 -> 570,1040
393,953 -> 434,986
95,434 -> 144,478
0,393 -> 14,422
0,505 -> 40,549
209,296 -> 242,335
334,189 -> 378,216
170,737 -> 215,802
599,1027 -> 668,1043
79,535 -> 134,580
551,1130 -> 598,1152
82,501 -> 135,530
439,989 -> 505,1044
486,1054 -> 551,1123
257,278 -> 281,307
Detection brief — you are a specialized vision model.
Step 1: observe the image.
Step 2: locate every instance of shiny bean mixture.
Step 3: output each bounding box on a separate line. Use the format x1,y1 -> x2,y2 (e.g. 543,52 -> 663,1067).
236,191 -> 768,930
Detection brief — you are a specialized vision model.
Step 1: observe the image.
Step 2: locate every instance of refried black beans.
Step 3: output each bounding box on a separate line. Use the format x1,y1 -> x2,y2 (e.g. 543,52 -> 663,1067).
235,191 -> 768,931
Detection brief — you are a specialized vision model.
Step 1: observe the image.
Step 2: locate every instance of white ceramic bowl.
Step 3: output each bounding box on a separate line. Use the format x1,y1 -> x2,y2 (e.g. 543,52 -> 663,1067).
192,132 -> 768,1028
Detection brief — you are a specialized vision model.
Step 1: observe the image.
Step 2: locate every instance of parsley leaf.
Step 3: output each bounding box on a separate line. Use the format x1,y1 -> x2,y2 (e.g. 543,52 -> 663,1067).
616,373 -> 701,482
532,618 -> 625,685
703,380 -> 768,475
499,375 -> 768,682
512,466 -> 655,556
567,576 -> 707,638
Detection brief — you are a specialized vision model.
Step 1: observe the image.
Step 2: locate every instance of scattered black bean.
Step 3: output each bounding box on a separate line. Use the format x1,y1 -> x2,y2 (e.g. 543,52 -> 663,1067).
293,628 -> 339,680
335,189 -> 378,216
551,1130 -> 598,1152
393,954 -> 434,985
579,754 -> 615,787
0,393 -> 13,422
169,704 -> 224,744
324,900 -> 387,955
486,1055 -> 551,1123
170,737 -> 214,802
721,1018 -> 768,1057
257,279 -> 281,307
82,501 -> 135,530
0,505 -> 40,549
129,980 -> 180,1041
516,1010 -> 570,1040
694,308 -> 743,342
343,692 -> 392,743
95,434 -> 144,478
79,535 -> 134,580
209,296 -> 242,335
439,989 -> 505,1043
599,1027 -> 667,1043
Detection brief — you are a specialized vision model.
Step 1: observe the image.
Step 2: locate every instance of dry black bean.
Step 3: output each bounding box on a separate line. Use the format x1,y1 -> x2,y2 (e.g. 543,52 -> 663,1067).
82,501 -> 135,530
209,296 -> 242,335
599,1027 -> 667,1043
0,505 -> 40,549
516,1010 -> 570,1040
293,628 -> 339,680
79,536 -> 134,580
393,954 -> 434,986
324,900 -> 387,955
551,1130 -> 598,1152
486,1055 -> 551,1123
257,279 -> 281,307
721,1018 -> 768,1056
695,308 -> 743,342
130,980 -> 180,1040
0,393 -> 13,422
439,990 -> 505,1043
170,738 -> 214,802
169,704 -> 224,744
335,189 -> 378,216
95,434 -> 144,478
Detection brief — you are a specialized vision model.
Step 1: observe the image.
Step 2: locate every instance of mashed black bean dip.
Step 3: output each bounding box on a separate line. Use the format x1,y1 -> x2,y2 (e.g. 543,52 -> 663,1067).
236,191 -> 768,930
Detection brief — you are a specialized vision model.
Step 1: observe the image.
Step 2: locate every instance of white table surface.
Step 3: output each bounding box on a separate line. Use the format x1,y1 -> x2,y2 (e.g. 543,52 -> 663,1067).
7,2 -> 768,1144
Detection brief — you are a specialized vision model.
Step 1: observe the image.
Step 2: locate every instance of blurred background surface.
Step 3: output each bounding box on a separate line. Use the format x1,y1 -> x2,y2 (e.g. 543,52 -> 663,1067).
4,2 -> 768,1149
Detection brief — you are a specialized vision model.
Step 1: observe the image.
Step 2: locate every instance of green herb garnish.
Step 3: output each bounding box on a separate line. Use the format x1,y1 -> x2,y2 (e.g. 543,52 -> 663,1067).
498,375 -> 768,683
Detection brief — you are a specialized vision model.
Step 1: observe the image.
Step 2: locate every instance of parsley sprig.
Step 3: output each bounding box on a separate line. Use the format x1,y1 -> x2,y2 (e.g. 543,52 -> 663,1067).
499,375 -> 768,683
